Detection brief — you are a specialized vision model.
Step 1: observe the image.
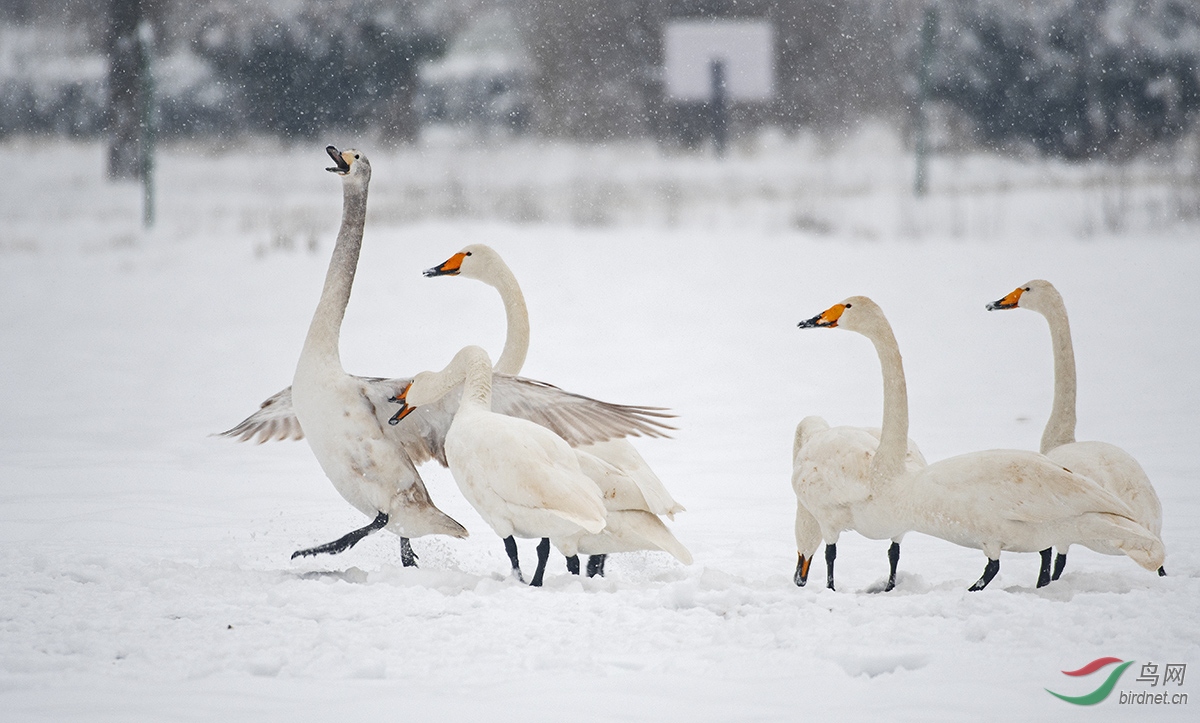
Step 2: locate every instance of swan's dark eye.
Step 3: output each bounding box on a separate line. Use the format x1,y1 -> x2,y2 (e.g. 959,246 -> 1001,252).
1023,286 -> 1030,291
465,251 -> 473,256
354,154 -> 360,159
844,303 -> 852,308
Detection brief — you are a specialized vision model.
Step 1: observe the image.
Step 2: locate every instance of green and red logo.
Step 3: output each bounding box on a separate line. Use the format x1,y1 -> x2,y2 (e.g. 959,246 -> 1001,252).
1047,657 -> 1135,705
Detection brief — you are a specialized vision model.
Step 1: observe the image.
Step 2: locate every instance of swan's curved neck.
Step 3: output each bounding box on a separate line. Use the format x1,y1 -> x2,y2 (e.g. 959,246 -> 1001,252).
460,351 -> 494,411
1038,296 -> 1077,453
299,179 -> 367,373
430,347 -> 493,413
483,261 -> 529,376
867,324 -> 910,480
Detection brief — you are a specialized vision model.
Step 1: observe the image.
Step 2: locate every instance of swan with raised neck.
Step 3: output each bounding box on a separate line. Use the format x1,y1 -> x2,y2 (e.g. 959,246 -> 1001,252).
987,279 -> 1165,578
290,146 -> 467,555
793,296 -> 925,591
424,243 -> 686,521
423,246 -> 691,569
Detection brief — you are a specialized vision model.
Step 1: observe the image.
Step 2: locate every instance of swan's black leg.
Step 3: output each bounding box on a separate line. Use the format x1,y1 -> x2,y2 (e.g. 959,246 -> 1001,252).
529,538 -> 551,587
1158,566 -> 1167,576
586,554 -> 606,578
566,555 -> 580,575
291,511 -> 389,559
1037,548 -> 1053,588
969,558 -> 1000,591
503,535 -> 525,583
1052,551 -> 1067,581
825,543 -> 837,591
885,541 -> 901,592
794,553 -> 812,587
399,537 -> 418,568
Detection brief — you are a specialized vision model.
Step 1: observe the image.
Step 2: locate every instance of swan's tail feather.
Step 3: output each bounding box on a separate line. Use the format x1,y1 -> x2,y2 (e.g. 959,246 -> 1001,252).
388,477 -> 470,539
585,510 -> 692,564
577,440 -> 685,518
1076,513 -> 1165,572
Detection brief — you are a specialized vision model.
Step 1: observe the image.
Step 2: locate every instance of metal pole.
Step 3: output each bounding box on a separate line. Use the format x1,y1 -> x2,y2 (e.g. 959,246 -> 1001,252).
914,6 -> 939,197
138,19 -> 155,228
710,58 -> 728,158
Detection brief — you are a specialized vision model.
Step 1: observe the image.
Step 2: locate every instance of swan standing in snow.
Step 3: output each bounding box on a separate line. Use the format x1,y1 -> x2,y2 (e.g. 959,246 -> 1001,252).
986,279 -> 1166,581
793,298 -> 927,592
424,244 -> 688,575
391,345 -> 608,586
290,147 -> 467,559
800,297 -> 1163,591
223,150 -> 674,565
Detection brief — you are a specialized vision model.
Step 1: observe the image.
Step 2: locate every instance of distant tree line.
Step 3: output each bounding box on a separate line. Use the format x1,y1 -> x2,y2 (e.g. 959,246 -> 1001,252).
0,0 -> 443,143
927,0 -> 1200,159
1,0 -> 1198,161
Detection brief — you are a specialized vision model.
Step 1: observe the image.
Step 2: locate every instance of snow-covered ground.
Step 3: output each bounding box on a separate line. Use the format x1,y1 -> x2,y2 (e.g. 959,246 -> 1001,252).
1,134 -> 1198,721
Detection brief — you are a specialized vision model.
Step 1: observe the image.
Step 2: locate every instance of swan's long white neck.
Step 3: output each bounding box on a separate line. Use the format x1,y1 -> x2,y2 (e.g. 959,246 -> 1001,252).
459,349 -> 494,412
1036,291 -> 1077,453
418,346 -> 494,414
865,322 -> 910,480
298,178 -> 367,375
481,260 -> 529,376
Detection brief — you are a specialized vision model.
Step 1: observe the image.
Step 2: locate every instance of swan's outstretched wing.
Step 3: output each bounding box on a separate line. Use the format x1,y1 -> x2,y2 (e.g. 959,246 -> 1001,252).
218,374 -> 676,465
217,387 -> 303,443
490,374 -> 675,446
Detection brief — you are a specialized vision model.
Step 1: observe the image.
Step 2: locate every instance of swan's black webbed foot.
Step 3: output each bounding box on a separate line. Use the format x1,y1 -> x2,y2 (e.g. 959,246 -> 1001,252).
794,552 -> 812,587
825,543 -> 837,591
1052,552 -> 1067,581
1158,566 -> 1167,577
503,536 -> 525,583
291,511 -> 389,559
884,541 -> 900,592
969,558 -> 1000,591
1037,548 -> 1053,588
400,537 -> 419,568
566,555 -> 580,575
586,554 -> 606,578
529,538 -> 551,587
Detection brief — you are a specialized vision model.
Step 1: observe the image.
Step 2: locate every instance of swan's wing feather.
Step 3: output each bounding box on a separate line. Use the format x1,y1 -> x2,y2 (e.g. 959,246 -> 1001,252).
221,373 -> 675,465
490,374 -> 676,446
216,387 -> 304,443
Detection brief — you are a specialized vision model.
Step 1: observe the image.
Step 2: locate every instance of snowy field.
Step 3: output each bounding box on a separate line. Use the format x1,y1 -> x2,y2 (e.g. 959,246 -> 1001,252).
1,134 -> 1198,721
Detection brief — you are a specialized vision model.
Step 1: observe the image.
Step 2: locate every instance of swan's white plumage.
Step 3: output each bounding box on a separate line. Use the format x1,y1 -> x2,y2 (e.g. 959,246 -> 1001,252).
429,243 -> 687,520
405,346 -> 607,556
988,279 -> 1165,563
797,295 -> 1164,584
289,148 -> 466,540
791,298 -> 927,567
425,242 -> 690,567
904,449 -> 1160,569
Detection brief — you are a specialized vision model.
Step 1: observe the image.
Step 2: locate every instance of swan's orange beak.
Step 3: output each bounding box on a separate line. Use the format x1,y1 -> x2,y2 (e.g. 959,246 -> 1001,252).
794,552 -> 812,586
986,287 -> 1024,311
387,382 -> 415,425
797,303 -> 846,329
424,252 -> 468,277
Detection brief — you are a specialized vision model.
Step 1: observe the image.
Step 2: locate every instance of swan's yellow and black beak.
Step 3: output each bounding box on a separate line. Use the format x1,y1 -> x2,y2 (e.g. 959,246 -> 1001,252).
794,552 -> 812,587
986,286 -> 1025,312
797,303 -> 846,329
326,145 -> 352,175
387,382 -> 415,425
424,251 -> 470,277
